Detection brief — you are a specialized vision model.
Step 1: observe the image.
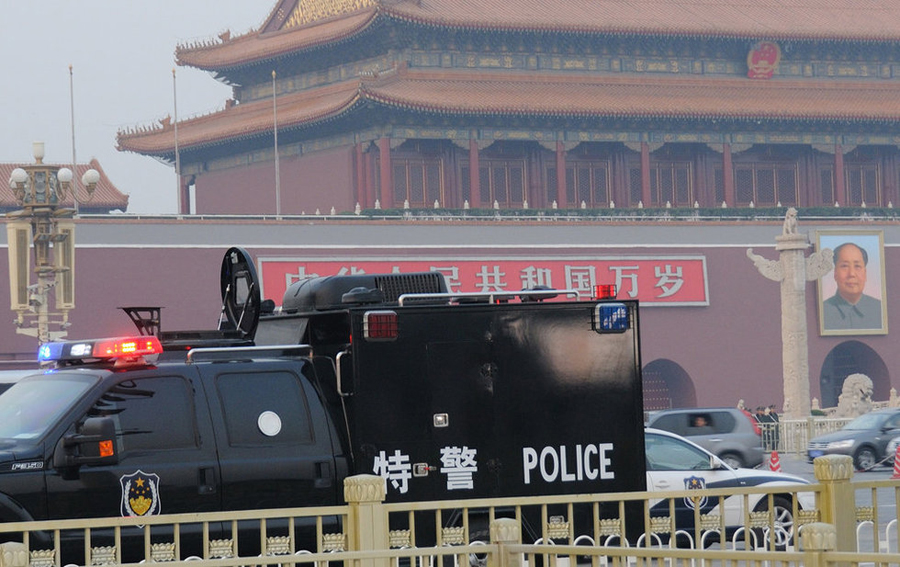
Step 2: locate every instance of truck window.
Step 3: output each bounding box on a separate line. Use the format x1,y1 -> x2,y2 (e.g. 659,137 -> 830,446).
215,371 -> 313,446
89,376 -> 197,452
0,375 -> 97,441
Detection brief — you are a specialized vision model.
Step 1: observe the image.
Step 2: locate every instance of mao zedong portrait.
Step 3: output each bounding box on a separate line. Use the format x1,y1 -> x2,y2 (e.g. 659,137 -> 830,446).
822,242 -> 883,331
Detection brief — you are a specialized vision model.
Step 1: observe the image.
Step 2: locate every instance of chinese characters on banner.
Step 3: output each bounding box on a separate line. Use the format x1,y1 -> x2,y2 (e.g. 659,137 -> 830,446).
258,256 -> 709,306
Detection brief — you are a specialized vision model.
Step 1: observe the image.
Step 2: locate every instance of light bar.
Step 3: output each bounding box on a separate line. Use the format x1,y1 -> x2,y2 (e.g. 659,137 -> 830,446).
38,336 -> 163,363
94,337 -> 162,358
38,342 -> 66,362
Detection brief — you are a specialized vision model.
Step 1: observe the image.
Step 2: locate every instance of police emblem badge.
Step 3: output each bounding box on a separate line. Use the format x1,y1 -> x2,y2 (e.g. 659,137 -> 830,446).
120,470 -> 161,518
683,475 -> 708,509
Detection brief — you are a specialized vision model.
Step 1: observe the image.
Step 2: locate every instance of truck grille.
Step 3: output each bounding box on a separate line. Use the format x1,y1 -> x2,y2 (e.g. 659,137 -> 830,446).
375,273 -> 446,302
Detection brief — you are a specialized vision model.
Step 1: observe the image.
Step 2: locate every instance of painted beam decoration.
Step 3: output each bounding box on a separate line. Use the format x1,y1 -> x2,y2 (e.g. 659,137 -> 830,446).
259,255 -> 709,306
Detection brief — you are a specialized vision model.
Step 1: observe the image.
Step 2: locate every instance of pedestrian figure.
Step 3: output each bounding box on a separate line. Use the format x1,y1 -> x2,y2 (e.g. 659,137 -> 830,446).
755,406 -> 772,450
767,404 -> 780,450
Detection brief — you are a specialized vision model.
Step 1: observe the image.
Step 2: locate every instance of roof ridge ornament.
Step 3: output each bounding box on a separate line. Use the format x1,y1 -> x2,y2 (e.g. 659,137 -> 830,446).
284,0 -> 380,29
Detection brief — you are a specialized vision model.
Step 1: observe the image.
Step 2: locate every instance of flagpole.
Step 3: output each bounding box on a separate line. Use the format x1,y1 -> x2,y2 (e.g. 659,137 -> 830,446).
173,68 -> 182,213
69,64 -> 79,214
273,70 -> 281,217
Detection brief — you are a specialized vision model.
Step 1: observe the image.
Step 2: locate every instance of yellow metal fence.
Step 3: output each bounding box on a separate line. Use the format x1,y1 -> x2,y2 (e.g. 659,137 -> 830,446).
0,456 -> 896,567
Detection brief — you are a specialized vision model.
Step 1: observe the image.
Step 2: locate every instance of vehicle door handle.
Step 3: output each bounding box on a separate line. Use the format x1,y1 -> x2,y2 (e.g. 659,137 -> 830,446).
654,480 -> 671,489
198,466 -> 217,495
314,461 -> 333,489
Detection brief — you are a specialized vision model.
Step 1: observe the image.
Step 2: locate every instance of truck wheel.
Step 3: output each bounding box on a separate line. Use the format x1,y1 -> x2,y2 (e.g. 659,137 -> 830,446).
854,447 -> 878,471
752,496 -> 794,551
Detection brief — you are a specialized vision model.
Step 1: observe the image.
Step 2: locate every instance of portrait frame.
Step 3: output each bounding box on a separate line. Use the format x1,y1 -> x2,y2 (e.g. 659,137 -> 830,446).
816,230 -> 888,336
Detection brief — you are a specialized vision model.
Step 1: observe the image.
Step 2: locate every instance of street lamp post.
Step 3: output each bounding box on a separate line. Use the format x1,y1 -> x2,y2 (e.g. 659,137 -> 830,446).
6,142 -> 98,345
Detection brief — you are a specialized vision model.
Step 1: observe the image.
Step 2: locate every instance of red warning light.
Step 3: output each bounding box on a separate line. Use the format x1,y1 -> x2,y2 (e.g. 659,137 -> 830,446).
364,311 -> 399,340
94,337 -> 163,358
594,285 -> 617,299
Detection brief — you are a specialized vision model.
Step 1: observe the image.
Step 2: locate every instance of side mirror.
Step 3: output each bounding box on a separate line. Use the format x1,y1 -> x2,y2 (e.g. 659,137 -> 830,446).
53,417 -> 119,469
711,455 -> 727,470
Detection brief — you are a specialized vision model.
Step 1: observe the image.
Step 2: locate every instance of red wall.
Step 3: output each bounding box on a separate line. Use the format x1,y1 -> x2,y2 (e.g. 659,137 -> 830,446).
195,148 -> 355,214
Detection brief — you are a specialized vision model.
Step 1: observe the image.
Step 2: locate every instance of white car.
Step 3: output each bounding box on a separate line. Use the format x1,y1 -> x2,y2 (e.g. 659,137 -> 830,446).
644,427 -> 814,549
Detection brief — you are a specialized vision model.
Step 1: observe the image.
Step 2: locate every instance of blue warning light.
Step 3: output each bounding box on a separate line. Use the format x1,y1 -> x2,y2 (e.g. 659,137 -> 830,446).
595,303 -> 629,333
38,342 -> 66,362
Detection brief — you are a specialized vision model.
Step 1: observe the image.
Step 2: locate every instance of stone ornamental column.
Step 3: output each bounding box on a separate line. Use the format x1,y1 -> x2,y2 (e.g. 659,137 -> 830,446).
344,474 -> 389,567
747,208 -> 833,418
491,518 -> 522,567
813,454 -> 857,552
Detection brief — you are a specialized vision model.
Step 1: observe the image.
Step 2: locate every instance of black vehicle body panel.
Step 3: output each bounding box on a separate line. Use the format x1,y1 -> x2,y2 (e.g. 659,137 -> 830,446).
339,302 -> 646,501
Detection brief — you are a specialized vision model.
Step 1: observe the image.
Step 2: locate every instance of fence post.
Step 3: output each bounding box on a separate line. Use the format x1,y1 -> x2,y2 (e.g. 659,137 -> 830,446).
344,474 -> 389,567
489,518 -> 522,567
800,522 -> 836,567
814,455 -> 856,552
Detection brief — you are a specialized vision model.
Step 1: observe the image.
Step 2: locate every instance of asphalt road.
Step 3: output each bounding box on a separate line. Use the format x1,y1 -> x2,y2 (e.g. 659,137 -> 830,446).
774,451 -> 898,482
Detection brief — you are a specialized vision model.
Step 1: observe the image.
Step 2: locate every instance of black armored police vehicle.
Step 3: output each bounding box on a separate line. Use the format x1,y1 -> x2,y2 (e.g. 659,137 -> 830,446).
0,247 -> 645,556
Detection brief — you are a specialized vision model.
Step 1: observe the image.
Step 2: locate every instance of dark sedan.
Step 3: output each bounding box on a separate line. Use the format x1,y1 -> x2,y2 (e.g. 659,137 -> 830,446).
807,408 -> 900,470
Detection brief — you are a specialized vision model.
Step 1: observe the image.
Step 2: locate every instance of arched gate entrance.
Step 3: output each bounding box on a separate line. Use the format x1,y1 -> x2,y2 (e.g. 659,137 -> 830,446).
642,359 -> 695,411
819,341 -> 890,408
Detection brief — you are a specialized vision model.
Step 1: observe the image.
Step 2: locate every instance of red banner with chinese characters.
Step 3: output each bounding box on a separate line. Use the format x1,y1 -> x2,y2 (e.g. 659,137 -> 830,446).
259,255 -> 708,306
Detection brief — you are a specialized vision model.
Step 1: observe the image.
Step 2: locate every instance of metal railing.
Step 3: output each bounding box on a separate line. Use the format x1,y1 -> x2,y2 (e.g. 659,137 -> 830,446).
758,418 -> 853,454
0,456 -> 895,567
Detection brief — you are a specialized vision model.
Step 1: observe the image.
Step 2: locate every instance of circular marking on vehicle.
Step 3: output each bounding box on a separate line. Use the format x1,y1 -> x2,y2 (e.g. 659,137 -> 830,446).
258,411 -> 283,436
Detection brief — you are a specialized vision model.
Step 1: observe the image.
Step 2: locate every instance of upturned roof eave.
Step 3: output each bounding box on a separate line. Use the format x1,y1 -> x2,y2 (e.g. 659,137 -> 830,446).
117,89 -> 367,157
0,159 -> 130,210
175,9 -> 380,73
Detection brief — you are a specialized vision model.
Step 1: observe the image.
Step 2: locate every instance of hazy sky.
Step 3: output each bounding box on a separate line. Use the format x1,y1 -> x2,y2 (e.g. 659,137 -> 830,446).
2,2 -> 271,214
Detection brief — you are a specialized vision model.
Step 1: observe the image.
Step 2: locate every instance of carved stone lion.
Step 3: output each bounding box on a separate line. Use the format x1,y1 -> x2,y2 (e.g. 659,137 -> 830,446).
782,207 -> 798,235
835,373 -> 874,418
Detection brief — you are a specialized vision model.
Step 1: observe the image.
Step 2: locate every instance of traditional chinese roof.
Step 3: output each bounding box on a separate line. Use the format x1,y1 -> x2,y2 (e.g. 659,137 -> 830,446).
176,0 -> 900,71
117,67 -> 900,158
0,159 -> 129,214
